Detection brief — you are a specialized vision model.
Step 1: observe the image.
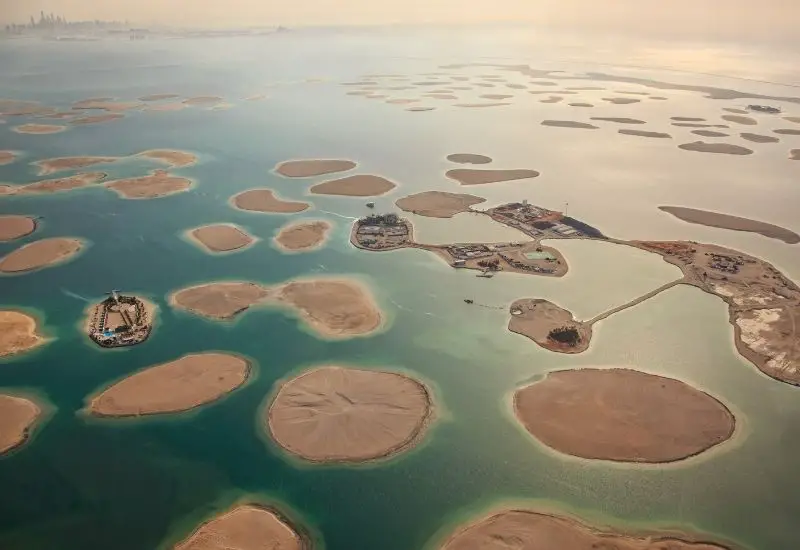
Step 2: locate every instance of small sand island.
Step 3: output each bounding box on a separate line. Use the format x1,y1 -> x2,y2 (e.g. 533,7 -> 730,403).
137,149 -> 198,168
792,149 -> 800,160
85,291 -> 154,348
266,365 -> 432,463
70,113 -> 124,125
275,159 -> 357,178
509,299 -> 591,353
446,153 -> 493,165
0,215 -> 36,241
395,191 -> 485,218
139,94 -> 179,101
439,508 -> 734,550
678,141 -> 753,155
0,151 -> 16,165
659,206 -> 800,244
0,310 -> 45,358
590,117 -> 646,124
273,220 -> 332,252
87,352 -> 251,417
5,172 -> 108,195
0,394 -> 42,455
722,114 -> 757,125
309,175 -> 397,197
0,237 -> 83,273
106,170 -> 192,199
12,124 -> 68,134
231,189 -> 311,214
619,129 -> 672,139
35,156 -> 119,175
188,224 -> 255,253
513,368 -> 735,462
541,120 -> 599,130
171,282 -> 269,320
173,503 -> 306,550
445,169 -> 539,186
740,133 -> 779,143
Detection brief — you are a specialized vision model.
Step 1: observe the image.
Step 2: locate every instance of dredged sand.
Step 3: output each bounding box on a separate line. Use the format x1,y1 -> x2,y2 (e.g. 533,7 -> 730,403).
602,97 -> 641,104
231,189 -> 311,213
0,394 -> 42,455
722,114 -> 757,125
15,172 -> 108,194
439,508 -> 734,550
0,151 -> 16,165
138,149 -> 198,168
590,117 -> 645,124
267,366 -> 432,463
508,299 -> 591,354
309,175 -> 397,197
183,96 -> 223,106
0,238 -> 83,273
678,142 -> 753,155
541,120 -> 599,129
188,224 -> 255,253
0,215 -> 36,241
619,129 -> 672,139
275,159 -> 356,178
174,504 -> 305,550
170,282 -> 269,320
740,133 -> 779,143
692,130 -> 729,137
72,99 -> 142,112
774,128 -> 800,135
70,113 -> 123,125
395,191 -> 485,218
139,94 -> 179,101
34,156 -> 119,175
106,170 -> 192,199
273,220 -> 332,252
659,206 -> 799,244
0,310 -> 45,357
513,368 -> 735,463
12,124 -> 67,134
87,352 -> 251,417
446,154 -> 492,165
144,102 -> 187,112
446,169 -> 539,186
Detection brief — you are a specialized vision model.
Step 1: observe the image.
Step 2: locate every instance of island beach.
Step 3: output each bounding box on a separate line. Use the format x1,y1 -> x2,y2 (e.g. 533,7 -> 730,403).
0,151 -> 16,165
275,159 -> 356,178
0,215 -> 36,241
0,310 -> 46,357
187,224 -> 255,253
445,169 -> 539,185
0,237 -> 84,273
137,149 -> 198,168
170,282 -> 269,320
105,170 -> 192,199
267,366 -> 433,463
231,189 -> 311,213
34,156 -> 119,175
87,352 -> 251,417
0,394 -> 42,455
12,124 -> 68,134
309,175 -> 397,197
659,206 -> 800,244
273,220 -> 332,252
395,191 -> 485,218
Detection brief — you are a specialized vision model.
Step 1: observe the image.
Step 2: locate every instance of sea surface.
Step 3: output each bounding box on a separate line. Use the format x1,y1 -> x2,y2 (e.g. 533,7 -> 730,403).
1,26 -> 799,549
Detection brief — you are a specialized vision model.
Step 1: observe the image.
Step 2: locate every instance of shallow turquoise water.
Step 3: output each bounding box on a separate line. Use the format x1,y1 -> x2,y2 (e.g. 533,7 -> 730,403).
1,29 -> 800,550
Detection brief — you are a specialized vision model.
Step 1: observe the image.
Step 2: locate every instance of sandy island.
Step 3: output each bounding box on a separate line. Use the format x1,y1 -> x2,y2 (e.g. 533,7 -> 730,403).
188,224 -> 255,253
541,120 -> 598,129
395,191 -> 485,218
602,97 -> 641,104
183,96 -> 223,106
144,102 -> 186,112
139,94 -> 179,101
174,503 -> 306,550
273,220 -> 332,252
0,310 -> 45,357
0,394 -> 42,455
439,508 -> 734,550
170,282 -> 269,320
446,169 -> 539,186
774,128 -> 800,135
508,299 -> 591,354
34,156 -> 119,175
513,368 -> 735,463
590,117 -> 646,124
88,352 -> 251,417
678,141 -> 753,155
309,175 -> 397,197
740,132 -> 779,143
722,114 -> 757,125
569,102 -> 594,108
12,172 -> 108,195
267,365 -> 432,463
106,170 -> 192,199
619,129 -> 672,139
0,215 -> 36,241
446,154 -> 492,165
659,206 -> 799,244
792,149 -> 800,160
72,99 -> 142,112
275,159 -> 357,178
692,130 -> 729,137
70,113 -> 124,125
672,117 -> 706,122
231,189 -> 311,213
138,149 -> 198,168
0,151 -> 16,165
12,124 -> 67,134
0,237 -> 83,273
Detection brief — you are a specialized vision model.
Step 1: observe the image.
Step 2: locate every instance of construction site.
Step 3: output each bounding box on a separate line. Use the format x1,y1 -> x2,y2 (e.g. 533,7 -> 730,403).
86,291 -> 153,348
485,200 -> 606,240
350,213 -> 413,250
424,240 -> 567,277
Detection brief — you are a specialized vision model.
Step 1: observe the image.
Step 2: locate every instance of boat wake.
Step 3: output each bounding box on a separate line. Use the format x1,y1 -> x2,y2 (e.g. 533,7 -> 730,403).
61,288 -> 90,302
319,210 -> 358,221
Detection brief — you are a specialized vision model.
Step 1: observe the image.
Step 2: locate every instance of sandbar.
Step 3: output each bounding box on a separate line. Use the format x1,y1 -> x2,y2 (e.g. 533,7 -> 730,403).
678,141 -> 753,155
174,503 -> 305,550
138,149 -> 198,168
106,170 -> 192,199
540,96 -> 563,103
0,237 -> 83,273
439,508 -> 734,550
740,133 -> 779,143
541,120 -> 598,129
0,151 -> 16,165
774,128 -> 800,135
407,107 -> 436,112
785,116 -> 800,124
722,114 -> 757,125
183,96 -> 224,106
35,156 -> 119,175
618,129 -> 672,139
659,206 -> 799,244
18,172 -> 108,194
395,191 -> 485,218
446,169 -> 539,186
87,352 -> 251,417
479,94 -> 512,100
0,215 -> 36,241
0,310 -> 45,357
568,102 -> 593,108
602,97 -> 640,104
672,117 -> 705,121
70,113 -> 123,125
267,365 -> 432,463
12,124 -> 67,134
724,108 -> 749,114
508,299 -> 590,353
0,394 -> 42,455
513,368 -> 734,462
590,117 -> 645,124
309,175 -> 397,197
72,99 -> 142,112
692,130 -> 729,137
273,220 -> 332,252
231,189 -> 311,213
139,94 -> 179,101
144,102 -> 186,112
792,149 -> 800,160
446,154 -> 492,165
453,103 -> 510,108
171,282 -> 268,320
425,93 -> 457,100
275,159 -> 356,178
188,224 -> 255,253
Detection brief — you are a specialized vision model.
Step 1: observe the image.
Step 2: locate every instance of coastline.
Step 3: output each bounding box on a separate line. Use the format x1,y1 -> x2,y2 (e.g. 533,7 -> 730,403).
0,388 -> 55,457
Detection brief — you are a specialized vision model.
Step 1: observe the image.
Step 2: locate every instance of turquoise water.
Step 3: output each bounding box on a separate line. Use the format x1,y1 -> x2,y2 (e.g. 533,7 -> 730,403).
1,29 -> 800,549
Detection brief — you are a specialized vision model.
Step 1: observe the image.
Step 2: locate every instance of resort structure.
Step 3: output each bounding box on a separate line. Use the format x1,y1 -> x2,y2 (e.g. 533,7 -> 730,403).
86,291 -> 153,348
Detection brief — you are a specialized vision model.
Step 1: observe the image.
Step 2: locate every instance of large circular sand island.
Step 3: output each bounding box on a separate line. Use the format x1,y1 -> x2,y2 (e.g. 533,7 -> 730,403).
174,503 -> 306,550
513,368 -> 735,463
88,352 -> 251,417
0,310 -> 46,357
0,394 -> 43,455
0,237 -> 84,273
267,366 -> 433,463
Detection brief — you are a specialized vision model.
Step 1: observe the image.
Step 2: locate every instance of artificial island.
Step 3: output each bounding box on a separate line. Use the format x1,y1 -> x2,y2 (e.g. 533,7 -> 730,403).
85,290 -> 155,348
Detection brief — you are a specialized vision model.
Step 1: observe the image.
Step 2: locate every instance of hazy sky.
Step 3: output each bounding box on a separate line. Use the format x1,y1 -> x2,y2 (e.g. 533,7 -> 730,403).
2,0 -> 798,40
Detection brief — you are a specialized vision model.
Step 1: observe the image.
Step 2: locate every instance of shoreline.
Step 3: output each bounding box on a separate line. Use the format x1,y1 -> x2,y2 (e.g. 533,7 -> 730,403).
0,388 -> 54,457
